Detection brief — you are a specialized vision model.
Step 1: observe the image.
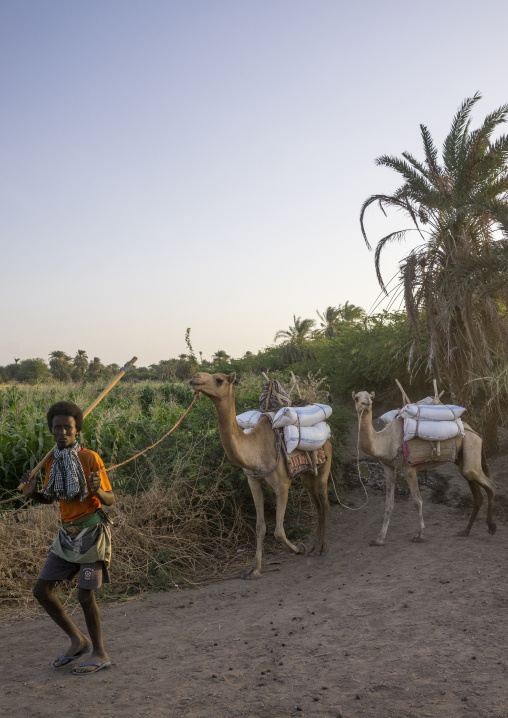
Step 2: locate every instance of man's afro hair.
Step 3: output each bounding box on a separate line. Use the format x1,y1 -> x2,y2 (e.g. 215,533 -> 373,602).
47,401 -> 84,432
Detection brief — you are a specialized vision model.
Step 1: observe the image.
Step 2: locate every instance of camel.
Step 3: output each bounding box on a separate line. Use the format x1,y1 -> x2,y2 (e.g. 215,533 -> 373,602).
189,372 -> 332,578
352,390 -> 496,545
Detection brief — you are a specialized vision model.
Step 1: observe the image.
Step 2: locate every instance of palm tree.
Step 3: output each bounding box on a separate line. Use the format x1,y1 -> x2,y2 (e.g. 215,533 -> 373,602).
274,315 -> 316,344
87,357 -> 105,378
360,92 -> 508,451
338,301 -> 366,324
49,350 -> 72,381
275,315 -> 316,364
155,360 -> 176,380
316,306 -> 342,337
73,349 -> 88,380
317,304 -> 366,337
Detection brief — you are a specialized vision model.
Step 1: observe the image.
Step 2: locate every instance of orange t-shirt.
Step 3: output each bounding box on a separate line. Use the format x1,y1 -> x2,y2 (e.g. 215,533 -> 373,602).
44,448 -> 112,523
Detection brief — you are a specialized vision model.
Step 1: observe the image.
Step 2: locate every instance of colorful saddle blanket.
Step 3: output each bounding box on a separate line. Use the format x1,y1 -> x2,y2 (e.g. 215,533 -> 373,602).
284,448 -> 327,478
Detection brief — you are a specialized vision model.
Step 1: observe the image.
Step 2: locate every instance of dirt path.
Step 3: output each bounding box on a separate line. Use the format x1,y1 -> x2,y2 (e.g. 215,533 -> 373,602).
1,450 -> 508,717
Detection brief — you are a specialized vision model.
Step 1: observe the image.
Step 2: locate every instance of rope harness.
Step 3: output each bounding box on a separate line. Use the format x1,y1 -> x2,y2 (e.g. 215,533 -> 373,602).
104,392 -> 199,473
242,430 -> 283,480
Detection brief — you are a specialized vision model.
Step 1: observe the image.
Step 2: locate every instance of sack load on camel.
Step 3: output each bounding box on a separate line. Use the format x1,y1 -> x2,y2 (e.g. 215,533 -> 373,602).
236,372 -> 333,475
378,379 -> 466,463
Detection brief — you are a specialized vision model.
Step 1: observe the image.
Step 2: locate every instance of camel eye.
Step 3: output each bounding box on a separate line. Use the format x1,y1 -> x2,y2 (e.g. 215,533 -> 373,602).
216,378 -> 224,385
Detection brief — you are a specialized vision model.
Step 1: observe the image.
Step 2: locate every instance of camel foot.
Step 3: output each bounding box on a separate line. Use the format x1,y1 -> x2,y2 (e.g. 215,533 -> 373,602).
239,568 -> 262,580
316,544 -> 329,556
411,536 -> 427,543
369,538 -> 385,546
307,540 -> 328,556
488,523 -> 497,535
295,541 -> 307,556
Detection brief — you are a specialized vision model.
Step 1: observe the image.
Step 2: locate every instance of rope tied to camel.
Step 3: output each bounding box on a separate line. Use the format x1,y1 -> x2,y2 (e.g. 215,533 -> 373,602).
242,431 -> 283,480
103,393 -> 199,472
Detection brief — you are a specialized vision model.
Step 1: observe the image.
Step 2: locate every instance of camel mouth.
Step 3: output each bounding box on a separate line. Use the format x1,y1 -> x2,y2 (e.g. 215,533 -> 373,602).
189,379 -> 210,395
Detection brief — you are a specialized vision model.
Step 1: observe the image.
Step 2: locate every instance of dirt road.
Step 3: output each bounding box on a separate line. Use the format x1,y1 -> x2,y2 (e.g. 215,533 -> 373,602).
1,451 -> 508,717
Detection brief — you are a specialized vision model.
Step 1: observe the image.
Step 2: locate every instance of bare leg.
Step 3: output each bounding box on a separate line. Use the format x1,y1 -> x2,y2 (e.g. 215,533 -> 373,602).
71,589 -> 110,674
405,467 -> 426,542
33,580 -> 91,665
370,465 -> 396,546
240,477 -> 266,579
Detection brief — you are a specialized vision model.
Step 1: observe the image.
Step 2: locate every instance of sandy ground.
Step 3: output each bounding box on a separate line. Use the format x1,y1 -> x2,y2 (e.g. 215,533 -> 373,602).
1,433 -> 508,718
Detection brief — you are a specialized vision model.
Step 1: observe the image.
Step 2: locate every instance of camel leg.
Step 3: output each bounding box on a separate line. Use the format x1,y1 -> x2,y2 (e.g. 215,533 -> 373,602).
457,480 -> 483,537
370,465 -> 396,546
240,477 -> 266,580
459,434 -> 496,535
404,467 -> 426,542
265,472 -> 305,556
301,464 -> 330,556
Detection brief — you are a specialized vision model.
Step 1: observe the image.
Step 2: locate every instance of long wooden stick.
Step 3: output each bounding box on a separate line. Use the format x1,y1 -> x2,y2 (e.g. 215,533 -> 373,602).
395,378 -> 411,406
265,373 -> 274,410
17,356 -> 137,490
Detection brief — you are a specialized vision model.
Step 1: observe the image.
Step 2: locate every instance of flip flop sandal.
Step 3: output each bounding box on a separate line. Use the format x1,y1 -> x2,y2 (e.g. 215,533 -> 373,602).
72,661 -> 112,676
52,647 -> 90,668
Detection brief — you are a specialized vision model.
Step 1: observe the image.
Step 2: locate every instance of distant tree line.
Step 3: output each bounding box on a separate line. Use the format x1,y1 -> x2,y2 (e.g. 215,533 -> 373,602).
0,304 -> 377,387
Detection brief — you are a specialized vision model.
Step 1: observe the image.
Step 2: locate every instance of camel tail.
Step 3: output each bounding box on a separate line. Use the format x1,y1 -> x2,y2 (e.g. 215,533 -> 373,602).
481,443 -> 490,478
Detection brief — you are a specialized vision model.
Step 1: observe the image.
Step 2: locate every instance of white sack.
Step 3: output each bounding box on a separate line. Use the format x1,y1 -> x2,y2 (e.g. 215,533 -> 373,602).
403,417 -> 464,442
400,403 -> 466,422
380,410 -> 400,424
272,403 -> 332,429
236,410 -> 262,429
236,410 -> 274,429
284,421 -> 331,454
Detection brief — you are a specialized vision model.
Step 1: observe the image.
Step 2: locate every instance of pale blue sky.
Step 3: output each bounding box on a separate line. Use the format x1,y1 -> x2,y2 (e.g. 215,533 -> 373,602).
2,0 -> 508,367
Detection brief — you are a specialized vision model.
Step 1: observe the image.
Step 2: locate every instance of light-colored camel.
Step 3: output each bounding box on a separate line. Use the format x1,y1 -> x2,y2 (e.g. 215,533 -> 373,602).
352,390 -> 496,545
189,372 -> 332,578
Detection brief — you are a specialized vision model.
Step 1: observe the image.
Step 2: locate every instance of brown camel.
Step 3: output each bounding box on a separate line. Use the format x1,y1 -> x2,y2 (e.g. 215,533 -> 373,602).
352,390 -> 496,545
189,372 -> 332,578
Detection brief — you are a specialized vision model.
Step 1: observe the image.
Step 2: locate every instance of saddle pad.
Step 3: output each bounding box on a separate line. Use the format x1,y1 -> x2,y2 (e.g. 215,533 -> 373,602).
403,437 -> 457,466
286,448 -> 327,478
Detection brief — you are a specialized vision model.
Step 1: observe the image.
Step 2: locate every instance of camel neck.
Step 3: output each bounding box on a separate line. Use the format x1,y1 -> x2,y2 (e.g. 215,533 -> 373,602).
358,409 -> 378,455
212,393 -> 249,467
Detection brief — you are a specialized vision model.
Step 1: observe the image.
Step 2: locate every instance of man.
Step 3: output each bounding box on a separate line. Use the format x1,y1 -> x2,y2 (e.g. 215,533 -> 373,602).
20,400 -> 115,675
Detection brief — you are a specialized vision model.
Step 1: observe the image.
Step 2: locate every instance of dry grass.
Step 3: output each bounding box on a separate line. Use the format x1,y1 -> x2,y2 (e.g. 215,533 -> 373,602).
0,470 -> 316,620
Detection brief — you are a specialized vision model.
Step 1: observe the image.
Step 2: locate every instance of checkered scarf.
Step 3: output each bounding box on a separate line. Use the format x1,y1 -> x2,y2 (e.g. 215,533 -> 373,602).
43,443 -> 89,503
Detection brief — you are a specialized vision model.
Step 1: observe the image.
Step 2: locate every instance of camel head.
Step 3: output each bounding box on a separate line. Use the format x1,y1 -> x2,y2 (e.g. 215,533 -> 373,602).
352,390 -> 375,413
189,372 -> 237,402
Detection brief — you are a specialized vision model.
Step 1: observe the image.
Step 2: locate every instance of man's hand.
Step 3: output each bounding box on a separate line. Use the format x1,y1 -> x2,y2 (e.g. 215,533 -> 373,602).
89,472 -> 102,494
19,471 -> 37,497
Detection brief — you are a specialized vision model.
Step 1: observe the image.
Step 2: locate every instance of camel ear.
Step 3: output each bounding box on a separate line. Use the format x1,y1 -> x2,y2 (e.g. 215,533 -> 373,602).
370,391 -> 375,399
352,391 -> 357,400
228,373 -> 237,384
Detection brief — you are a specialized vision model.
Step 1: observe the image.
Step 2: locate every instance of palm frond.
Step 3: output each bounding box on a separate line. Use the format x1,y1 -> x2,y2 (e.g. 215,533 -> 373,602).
443,92 -> 482,175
